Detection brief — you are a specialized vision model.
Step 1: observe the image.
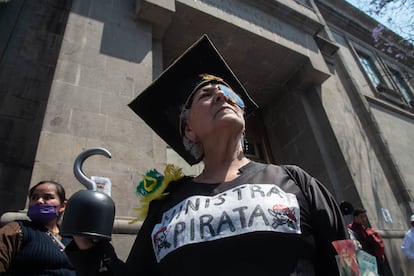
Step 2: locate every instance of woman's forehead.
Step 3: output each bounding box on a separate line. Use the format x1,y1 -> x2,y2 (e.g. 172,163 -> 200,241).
192,83 -> 245,109
33,183 -> 57,194
195,82 -> 227,92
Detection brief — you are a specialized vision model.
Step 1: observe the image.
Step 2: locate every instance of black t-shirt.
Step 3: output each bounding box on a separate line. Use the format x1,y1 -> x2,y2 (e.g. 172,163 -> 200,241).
126,162 -> 348,276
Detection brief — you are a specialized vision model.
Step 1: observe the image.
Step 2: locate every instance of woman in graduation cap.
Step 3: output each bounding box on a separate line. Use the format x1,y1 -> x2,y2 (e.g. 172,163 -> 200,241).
124,35 -> 349,276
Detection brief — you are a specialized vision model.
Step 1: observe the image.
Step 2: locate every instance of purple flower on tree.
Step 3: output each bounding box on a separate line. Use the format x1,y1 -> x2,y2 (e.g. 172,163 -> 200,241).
372,24 -> 385,42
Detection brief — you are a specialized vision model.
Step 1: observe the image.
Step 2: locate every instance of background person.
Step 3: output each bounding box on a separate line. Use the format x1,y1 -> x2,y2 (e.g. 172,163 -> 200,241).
402,214 -> 414,274
348,208 -> 385,274
0,180 -> 75,275
63,189 -> 125,275
125,34 -> 349,275
65,236 -> 125,276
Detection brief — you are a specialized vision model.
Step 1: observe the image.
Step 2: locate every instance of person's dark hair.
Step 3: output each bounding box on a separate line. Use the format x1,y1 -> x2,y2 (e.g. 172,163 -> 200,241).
353,208 -> 366,217
29,180 -> 66,203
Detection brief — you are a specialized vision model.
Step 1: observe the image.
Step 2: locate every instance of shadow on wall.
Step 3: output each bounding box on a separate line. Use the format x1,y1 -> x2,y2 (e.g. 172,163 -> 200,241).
0,0 -> 73,215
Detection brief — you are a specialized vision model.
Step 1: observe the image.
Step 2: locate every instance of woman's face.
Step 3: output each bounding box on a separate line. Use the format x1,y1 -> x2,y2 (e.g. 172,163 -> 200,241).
185,83 -> 245,142
29,183 -> 65,214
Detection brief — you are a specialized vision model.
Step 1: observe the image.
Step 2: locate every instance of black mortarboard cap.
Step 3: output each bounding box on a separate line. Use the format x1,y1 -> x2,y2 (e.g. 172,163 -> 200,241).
128,34 -> 258,165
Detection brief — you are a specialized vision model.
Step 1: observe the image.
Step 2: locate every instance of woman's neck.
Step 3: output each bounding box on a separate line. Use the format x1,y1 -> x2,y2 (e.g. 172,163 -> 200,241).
195,156 -> 250,183
44,220 -> 60,234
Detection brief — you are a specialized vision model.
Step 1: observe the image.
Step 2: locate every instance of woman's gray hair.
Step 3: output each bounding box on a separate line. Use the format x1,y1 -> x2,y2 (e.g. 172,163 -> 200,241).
180,107 -> 204,160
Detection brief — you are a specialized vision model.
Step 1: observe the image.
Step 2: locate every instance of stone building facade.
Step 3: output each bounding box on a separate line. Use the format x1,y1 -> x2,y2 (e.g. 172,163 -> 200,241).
1,0 -> 413,274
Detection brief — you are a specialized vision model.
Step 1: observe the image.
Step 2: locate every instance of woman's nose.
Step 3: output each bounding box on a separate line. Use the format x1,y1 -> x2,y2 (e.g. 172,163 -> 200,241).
35,197 -> 45,204
213,87 -> 228,103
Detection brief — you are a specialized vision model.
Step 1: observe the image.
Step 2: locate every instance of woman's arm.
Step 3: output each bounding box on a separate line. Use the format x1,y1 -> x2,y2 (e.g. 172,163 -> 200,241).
0,221 -> 23,272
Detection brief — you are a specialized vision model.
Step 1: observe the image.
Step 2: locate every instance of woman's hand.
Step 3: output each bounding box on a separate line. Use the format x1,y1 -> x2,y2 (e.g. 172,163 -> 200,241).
73,236 -> 95,250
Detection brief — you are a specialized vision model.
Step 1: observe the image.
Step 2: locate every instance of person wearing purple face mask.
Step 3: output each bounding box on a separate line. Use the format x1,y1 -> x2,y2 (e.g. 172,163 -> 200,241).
0,180 -> 76,275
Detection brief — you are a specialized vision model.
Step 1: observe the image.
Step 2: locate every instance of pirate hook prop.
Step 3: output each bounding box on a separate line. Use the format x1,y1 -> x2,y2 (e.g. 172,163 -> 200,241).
73,147 -> 112,191
61,147 -> 116,241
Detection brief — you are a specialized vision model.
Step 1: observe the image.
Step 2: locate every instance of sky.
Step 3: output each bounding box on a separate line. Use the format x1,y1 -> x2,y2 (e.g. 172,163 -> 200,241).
344,0 -> 410,41
345,0 -> 392,27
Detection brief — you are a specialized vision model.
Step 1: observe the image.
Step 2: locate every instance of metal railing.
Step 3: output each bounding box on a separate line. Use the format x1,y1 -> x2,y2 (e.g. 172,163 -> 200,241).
0,211 -> 142,234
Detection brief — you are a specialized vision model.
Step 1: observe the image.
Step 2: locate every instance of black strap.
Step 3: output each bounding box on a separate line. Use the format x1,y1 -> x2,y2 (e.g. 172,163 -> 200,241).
238,161 -> 268,178
212,161 -> 268,193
